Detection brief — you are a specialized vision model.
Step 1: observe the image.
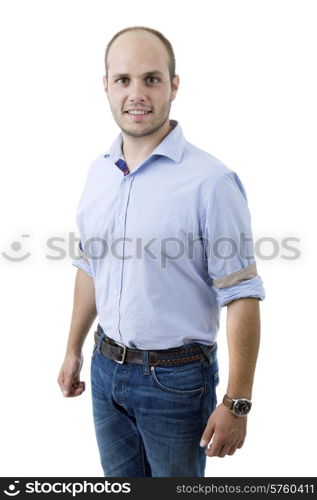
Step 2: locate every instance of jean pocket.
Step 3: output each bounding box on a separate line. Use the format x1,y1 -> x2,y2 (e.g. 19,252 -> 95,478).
150,360 -> 204,395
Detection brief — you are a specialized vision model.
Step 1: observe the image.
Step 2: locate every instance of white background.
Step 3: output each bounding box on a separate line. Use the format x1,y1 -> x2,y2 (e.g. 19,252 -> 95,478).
0,0 -> 316,477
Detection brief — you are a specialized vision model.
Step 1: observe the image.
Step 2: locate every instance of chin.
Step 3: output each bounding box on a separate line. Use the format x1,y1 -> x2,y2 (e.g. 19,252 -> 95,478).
124,127 -> 155,138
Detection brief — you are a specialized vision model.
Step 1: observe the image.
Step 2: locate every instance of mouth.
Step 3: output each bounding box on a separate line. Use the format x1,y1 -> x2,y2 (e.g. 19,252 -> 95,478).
124,110 -> 152,121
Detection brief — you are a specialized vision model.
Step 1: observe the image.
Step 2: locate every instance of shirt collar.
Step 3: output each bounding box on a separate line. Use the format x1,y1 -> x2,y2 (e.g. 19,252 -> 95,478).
103,119 -> 186,166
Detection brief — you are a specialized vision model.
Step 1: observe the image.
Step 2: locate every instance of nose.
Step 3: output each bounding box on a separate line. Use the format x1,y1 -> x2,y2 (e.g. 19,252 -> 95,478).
128,79 -> 147,102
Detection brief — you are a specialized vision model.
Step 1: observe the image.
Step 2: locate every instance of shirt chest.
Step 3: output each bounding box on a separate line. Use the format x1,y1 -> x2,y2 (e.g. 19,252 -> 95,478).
76,164 -> 205,252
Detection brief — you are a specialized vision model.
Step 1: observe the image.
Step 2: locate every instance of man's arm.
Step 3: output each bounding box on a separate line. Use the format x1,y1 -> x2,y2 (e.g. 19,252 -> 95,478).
200,297 -> 261,457
57,268 -> 97,397
226,296 -> 260,400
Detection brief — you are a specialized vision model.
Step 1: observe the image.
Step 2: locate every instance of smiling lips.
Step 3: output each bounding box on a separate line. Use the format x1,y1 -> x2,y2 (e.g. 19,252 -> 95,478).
125,109 -> 152,115
124,109 -> 152,121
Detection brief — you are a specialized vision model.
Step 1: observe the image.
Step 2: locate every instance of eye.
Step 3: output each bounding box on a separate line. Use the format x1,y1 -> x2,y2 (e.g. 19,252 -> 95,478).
115,76 -> 161,85
146,76 -> 160,84
116,77 -> 129,84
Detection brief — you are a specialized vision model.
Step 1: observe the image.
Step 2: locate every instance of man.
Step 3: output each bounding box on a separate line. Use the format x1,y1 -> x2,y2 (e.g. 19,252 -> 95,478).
57,26 -> 265,477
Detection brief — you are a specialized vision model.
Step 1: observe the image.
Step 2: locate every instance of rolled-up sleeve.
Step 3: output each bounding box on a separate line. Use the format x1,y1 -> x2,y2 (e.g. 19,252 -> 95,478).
72,240 -> 94,277
203,171 -> 265,307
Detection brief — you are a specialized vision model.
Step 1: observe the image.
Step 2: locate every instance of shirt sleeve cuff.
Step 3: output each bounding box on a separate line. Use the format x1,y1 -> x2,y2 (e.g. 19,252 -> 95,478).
71,259 -> 94,277
214,275 -> 266,307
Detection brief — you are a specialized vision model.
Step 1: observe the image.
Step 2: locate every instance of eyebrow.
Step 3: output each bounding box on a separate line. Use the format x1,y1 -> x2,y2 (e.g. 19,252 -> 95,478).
112,70 -> 165,79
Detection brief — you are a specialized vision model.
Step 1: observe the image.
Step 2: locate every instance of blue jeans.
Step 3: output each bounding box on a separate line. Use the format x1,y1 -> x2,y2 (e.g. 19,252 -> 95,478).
90,329 -> 219,477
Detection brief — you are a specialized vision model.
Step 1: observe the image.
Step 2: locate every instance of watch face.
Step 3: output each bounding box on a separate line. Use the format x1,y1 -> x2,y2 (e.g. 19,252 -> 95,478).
233,399 -> 252,416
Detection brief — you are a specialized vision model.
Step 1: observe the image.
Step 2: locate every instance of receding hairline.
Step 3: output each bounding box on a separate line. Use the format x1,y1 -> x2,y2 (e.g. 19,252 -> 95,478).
104,26 -> 176,82
107,30 -> 169,66
110,28 -> 162,45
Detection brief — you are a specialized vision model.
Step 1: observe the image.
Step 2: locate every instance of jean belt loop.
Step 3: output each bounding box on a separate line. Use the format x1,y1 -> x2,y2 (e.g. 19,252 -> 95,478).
97,329 -> 106,354
142,350 -> 150,375
199,344 -> 212,365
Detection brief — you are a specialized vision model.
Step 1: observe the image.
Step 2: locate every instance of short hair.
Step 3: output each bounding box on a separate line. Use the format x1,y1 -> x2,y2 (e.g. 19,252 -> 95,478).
104,26 -> 176,83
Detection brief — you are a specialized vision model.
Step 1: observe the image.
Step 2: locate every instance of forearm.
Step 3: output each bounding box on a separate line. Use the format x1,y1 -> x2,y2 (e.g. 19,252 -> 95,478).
65,268 -> 97,356
225,297 -> 261,400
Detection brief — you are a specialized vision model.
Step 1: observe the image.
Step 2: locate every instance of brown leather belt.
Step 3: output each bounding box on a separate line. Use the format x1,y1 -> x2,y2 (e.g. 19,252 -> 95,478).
94,330 -> 215,366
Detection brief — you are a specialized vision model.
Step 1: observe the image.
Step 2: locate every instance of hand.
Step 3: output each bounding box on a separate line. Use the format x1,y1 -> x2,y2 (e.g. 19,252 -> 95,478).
57,351 -> 86,397
200,403 -> 247,457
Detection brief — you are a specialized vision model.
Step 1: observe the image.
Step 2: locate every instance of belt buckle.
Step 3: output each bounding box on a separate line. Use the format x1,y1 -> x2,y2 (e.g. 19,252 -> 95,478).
113,341 -> 127,364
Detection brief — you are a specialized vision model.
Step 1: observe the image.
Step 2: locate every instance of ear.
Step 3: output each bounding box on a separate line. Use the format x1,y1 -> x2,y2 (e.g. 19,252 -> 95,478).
171,74 -> 180,101
103,75 -> 108,94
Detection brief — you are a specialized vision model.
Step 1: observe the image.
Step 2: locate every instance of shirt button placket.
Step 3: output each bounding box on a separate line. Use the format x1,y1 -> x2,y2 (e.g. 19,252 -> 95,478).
112,173 -> 133,342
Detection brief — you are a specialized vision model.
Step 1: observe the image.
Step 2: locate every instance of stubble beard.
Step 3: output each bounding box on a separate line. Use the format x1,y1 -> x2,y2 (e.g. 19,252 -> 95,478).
112,100 -> 173,138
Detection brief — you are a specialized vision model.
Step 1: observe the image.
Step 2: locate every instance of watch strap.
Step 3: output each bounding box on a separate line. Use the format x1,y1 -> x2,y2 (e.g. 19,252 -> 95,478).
222,394 -> 253,415
222,394 -> 234,409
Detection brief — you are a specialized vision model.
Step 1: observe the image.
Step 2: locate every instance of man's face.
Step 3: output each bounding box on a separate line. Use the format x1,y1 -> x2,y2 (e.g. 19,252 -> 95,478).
103,31 -> 179,138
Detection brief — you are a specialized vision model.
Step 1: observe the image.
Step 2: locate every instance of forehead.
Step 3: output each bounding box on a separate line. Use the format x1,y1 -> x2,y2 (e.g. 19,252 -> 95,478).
107,31 -> 169,76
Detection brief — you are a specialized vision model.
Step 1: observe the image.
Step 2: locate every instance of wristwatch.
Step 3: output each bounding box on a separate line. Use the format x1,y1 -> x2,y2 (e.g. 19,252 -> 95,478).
222,394 -> 252,417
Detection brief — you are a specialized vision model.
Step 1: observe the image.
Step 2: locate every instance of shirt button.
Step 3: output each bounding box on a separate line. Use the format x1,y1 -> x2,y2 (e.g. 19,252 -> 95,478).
115,290 -> 120,296
118,214 -> 123,221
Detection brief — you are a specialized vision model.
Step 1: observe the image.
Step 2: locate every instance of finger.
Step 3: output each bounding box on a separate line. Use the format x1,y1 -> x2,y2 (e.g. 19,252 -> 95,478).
237,439 -> 245,449
68,387 -> 84,397
200,422 -> 215,448
205,440 -> 221,457
62,376 -> 80,396
63,382 -> 85,397
62,378 -> 78,396
71,381 -> 85,393
227,444 -> 238,455
218,445 -> 232,458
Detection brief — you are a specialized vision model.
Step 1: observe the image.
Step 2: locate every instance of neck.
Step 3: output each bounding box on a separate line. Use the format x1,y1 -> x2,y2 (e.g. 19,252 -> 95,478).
121,119 -> 172,169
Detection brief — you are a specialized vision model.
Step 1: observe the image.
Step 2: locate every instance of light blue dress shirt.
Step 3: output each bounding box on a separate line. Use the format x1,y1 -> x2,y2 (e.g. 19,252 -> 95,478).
72,119 -> 265,349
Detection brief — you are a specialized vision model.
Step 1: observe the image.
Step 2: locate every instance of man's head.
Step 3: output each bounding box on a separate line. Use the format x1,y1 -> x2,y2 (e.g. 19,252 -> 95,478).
103,26 -> 179,138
